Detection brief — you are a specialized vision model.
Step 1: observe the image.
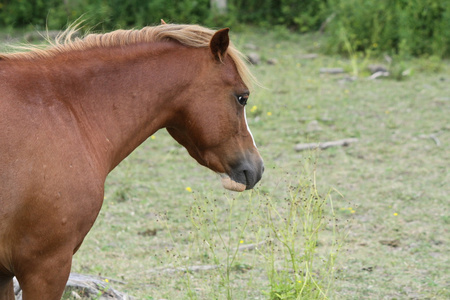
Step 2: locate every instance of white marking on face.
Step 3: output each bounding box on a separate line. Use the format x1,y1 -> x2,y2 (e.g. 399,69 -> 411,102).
244,108 -> 257,148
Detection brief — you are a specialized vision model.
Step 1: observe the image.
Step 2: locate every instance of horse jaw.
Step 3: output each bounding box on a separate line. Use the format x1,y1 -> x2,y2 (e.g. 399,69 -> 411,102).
220,174 -> 246,192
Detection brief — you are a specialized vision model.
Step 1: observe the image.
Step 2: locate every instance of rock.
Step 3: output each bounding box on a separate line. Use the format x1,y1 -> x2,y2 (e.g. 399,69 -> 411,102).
379,239 -> 401,248
319,68 -> 345,74
368,64 -> 388,74
338,76 -> 357,84
266,58 -> 278,65
247,52 -> 261,65
307,120 -> 322,132
13,273 -> 132,300
244,43 -> 258,50
298,53 -> 318,59
138,228 -> 157,236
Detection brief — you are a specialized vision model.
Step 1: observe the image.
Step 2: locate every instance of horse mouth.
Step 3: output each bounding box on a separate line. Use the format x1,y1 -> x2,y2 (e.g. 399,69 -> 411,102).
218,158 -> 264,192
220,174 -> 247,192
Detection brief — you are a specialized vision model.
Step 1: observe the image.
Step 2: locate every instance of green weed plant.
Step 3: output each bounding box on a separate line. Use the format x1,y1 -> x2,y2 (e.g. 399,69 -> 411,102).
259,157 -> 343,300
185,155 -> 343,299
188,191 -> 257,299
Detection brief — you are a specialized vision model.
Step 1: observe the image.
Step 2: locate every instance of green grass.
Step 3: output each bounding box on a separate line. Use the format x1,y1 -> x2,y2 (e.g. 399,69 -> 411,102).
3,28 -> 449,299
76,30 -> 449,299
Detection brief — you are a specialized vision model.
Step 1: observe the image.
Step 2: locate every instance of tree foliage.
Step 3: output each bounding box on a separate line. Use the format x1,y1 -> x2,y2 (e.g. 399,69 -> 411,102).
0,0 -> 448,57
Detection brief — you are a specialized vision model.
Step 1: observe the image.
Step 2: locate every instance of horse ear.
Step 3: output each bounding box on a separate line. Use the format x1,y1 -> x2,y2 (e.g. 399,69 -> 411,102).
210,28 -> 230,62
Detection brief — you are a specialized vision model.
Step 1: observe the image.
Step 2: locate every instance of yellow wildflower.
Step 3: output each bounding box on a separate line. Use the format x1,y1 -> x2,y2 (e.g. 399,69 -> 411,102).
267,112 -> 272,116
250,105 -> 257,113
185,187 -> 192,192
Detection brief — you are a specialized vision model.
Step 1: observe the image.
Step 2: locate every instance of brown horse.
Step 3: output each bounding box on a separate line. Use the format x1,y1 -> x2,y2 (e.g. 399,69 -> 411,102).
0,23 -> 263,299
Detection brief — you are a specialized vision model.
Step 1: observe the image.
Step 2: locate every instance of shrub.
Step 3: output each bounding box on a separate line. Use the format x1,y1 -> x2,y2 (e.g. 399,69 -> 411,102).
325,0 -> 450,58
0,0 -> 328,32
1,0 -> 448,58
231,0 -> 328,32
0,0 -> 212,30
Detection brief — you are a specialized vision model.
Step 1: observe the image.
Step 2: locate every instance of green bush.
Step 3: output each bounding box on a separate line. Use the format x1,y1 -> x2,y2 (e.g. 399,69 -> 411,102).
0,0 -> 60,29
0,0 -> 327,32
1,0 -> 448,58
231,0 -> 328,32
0,0 -> 213,30
325,0 -> 450,58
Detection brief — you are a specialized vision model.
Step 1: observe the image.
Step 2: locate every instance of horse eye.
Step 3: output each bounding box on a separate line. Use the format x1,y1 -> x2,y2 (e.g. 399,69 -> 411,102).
237,95 -> 248,106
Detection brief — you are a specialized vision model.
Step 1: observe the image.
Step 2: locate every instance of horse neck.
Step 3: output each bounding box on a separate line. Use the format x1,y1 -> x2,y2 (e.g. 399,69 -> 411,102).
43,43 -> 202,173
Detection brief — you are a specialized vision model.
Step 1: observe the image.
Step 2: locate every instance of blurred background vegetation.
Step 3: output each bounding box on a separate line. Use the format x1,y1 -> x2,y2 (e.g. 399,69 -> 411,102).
0,0 -> 448,58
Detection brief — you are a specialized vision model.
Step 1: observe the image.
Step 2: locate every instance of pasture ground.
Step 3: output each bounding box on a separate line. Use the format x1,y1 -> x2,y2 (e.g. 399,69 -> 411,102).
2,28 -> 449,299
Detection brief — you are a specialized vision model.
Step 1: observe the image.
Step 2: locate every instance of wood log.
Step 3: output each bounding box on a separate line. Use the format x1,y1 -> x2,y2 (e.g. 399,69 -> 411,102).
294,138 -> 358,152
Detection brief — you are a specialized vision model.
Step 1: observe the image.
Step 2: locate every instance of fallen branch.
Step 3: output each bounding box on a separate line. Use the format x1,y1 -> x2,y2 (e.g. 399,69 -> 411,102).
429,134 -> 441,146
294,138 -> 358,152
238,241 -> 266,251
368,71 -> 389,80
319,68 -> 345,74
419,134 -> 441,146
144,264 -> 219,274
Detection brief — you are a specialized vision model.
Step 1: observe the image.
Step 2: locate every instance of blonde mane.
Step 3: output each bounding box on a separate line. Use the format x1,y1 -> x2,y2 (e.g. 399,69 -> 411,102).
0,24 -> 255,89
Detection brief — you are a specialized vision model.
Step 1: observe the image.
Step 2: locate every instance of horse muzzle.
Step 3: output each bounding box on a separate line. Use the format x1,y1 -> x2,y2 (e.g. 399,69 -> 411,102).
220,158 -> 264,192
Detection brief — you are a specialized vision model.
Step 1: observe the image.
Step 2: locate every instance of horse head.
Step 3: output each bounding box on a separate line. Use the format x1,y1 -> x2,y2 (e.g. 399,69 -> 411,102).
166,28 -> 264,191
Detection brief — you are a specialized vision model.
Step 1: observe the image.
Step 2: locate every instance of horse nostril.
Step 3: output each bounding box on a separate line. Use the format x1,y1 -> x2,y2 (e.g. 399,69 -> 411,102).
243,169 -> 250,185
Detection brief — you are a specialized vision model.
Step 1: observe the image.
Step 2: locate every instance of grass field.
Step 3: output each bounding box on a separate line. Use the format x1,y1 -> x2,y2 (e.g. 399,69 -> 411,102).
3,28 -> 449,299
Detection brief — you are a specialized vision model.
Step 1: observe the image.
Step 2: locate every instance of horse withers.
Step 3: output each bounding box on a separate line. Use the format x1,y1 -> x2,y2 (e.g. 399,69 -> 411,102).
0,23 -> 263,299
